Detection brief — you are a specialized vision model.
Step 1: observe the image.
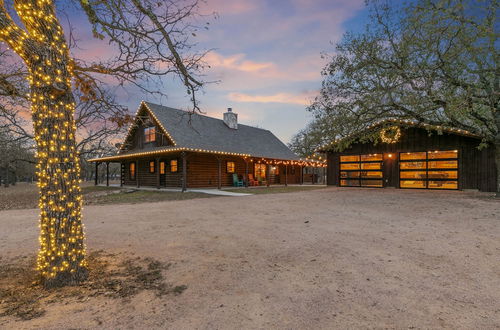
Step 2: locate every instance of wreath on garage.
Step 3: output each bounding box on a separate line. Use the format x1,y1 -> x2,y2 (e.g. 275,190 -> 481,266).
380,126 -> 401,143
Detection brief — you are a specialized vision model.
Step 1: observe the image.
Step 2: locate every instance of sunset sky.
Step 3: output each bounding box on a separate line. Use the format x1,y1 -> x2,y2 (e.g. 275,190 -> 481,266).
72,0 -> 369,143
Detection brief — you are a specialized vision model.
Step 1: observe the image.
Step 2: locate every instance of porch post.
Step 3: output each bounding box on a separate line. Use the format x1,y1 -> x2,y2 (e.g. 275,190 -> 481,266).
266,164 -> 270,187
94,162 -> 99,186
217,157 -> 222,190
300,165 -> 303,185
106,162 -> 109,186
136,160 -> 140,188
285,164 -> 288,187
245,159 -> 249,187
182,152 -> 187,192
156,157 -> 160,189
120,162 -> 124,187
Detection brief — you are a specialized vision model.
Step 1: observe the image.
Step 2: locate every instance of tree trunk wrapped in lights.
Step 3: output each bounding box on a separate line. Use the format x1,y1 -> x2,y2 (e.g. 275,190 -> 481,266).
0,0 -> 87,285
31,79 -> 87,284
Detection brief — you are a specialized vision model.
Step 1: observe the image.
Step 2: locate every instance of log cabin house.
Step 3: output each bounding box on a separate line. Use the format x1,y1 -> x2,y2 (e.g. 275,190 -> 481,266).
90,101 -> 325,190
318,119 -> 497,192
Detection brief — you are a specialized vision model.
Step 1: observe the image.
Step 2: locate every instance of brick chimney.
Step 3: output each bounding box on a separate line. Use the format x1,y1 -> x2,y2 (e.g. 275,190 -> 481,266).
223,107 -> 238,129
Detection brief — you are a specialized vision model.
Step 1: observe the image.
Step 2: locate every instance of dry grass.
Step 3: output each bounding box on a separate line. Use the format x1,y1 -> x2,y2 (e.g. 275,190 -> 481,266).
85,189 -> 214,205
0,183 -> 39,210
0,251 -> 186,321
0,183 -> 326,211
0,183 -> 214,211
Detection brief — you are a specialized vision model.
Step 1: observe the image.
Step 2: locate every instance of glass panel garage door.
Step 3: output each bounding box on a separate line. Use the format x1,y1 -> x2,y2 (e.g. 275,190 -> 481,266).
399,150 -> 458,189
340,154 -> 383,187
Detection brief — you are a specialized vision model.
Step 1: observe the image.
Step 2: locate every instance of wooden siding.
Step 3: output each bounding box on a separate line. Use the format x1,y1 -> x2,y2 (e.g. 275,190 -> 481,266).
122,156 -> 184,188
122,160 -> 136,186
325,127 -> 497,192
120,153 -> 306,188
276,165 -> 302,184
327,153 -> 340,186
161,157 -> 184,187
185,154 -> 245,188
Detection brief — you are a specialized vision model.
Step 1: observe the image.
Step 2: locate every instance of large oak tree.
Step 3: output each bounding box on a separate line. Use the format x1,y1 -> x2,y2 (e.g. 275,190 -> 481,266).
0,0 -> 208,286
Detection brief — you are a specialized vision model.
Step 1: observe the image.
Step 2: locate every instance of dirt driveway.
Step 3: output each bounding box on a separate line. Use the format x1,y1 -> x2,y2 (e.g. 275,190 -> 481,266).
0,187 -> 499,329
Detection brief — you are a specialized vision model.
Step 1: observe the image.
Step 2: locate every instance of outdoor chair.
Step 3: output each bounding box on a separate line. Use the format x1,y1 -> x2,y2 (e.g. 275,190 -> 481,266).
247,174 -> 259,186
232,173 -> 244,187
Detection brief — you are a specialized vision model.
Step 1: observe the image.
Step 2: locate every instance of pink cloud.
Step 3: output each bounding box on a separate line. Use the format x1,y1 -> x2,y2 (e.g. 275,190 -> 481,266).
205,52 -> 276,73
204,51 -> 324,91
228,91 -> 317,106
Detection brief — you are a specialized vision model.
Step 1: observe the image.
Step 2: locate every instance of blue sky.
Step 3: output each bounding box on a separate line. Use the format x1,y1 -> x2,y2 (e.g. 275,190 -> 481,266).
74,0 -> 370,143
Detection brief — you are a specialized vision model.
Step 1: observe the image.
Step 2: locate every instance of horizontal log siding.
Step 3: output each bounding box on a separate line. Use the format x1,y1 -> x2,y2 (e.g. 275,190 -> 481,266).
123,160 -> 137,186
161,156 -> 183,188
221,157 -> 247,187
185,154 -> 218,187
327,153 -> 339,186
326,127 -> 497,192
136,159 -> 158,187
122,157 -> 183,188
186,154 -> 248,188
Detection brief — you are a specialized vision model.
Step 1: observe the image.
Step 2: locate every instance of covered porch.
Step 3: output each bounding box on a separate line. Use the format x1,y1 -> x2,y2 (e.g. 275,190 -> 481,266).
90,149 -> 326,191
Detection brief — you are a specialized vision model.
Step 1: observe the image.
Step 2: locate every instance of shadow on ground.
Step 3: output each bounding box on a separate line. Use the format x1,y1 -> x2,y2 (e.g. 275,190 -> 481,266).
0,250 -> 187,321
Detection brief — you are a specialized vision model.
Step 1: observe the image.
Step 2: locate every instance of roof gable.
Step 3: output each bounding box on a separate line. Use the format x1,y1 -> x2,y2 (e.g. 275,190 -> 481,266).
119,103 -> 175,153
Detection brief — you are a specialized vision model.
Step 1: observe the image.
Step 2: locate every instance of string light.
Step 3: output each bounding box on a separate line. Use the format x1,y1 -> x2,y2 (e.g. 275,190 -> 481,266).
316,119 -> 482,152
91,149 -> 327,168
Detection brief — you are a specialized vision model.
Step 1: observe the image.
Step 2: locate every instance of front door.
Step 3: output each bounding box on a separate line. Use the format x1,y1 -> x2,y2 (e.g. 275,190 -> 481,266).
159,160 -> 166,187
383,153 -> 397,187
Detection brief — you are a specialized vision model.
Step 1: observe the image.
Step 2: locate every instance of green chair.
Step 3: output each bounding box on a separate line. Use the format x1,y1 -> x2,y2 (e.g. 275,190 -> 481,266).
232,173 -> 244,187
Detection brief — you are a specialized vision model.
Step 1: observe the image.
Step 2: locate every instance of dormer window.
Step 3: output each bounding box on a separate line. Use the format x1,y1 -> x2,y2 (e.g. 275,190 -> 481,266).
144,127 -> 156,143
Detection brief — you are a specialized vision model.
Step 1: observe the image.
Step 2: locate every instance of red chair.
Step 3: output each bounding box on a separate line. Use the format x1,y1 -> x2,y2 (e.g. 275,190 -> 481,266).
248,174 -> 259,186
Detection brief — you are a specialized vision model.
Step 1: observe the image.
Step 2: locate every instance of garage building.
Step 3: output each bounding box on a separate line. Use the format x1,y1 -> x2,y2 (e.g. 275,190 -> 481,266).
319,120 -> 497,192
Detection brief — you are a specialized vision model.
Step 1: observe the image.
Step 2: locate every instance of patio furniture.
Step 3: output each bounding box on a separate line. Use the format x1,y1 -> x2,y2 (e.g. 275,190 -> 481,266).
248,174 -> 259,186
232,173 -> 244,187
